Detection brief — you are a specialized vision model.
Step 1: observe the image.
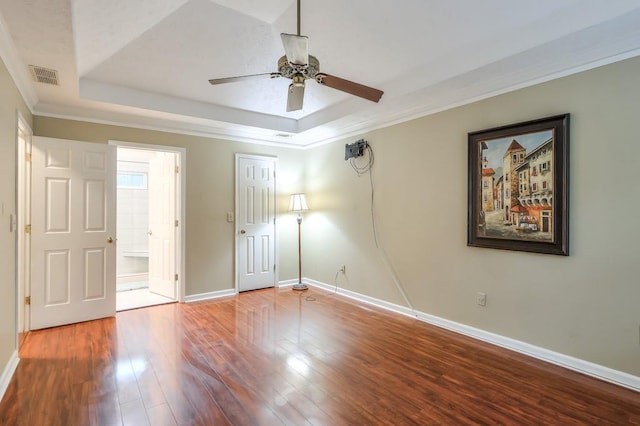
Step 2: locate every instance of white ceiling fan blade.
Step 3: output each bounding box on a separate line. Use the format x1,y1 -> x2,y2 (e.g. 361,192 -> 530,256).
208,73 -> 280,85
286,81 -> 305,112
281,33 -> 309,66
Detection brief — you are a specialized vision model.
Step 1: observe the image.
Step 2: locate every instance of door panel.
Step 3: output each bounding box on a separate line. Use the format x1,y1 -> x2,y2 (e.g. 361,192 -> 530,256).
45,250 -> 69,305
148,152 -> 177,299
237,156 -> 276,292
84,248 -> 106,299
46,178 -> 70,231
31,137 -> 116,330
85,180 -> 106,230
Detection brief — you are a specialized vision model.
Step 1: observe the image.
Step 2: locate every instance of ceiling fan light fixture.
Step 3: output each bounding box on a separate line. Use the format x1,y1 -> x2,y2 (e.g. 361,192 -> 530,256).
291,74 -> 305,87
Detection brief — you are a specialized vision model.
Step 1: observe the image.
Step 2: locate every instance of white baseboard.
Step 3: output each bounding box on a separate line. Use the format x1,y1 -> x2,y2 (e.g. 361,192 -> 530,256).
302,278 -> 640,392
277,278 -> 313,288
184,288 -> 236,303
0,350 -> 19,401
304,278 -> 417,318
277,279 -> 297,288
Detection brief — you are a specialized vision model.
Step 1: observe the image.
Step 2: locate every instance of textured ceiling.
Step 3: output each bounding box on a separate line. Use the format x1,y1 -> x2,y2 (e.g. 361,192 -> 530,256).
1,0 -> 640,146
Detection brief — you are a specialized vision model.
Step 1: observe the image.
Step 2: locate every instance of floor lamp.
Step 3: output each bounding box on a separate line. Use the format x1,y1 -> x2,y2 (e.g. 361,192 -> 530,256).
289,193 -> 309,291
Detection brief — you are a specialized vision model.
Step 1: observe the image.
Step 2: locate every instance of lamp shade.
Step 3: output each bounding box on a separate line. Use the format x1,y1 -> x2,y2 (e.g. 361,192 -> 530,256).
288,193 -> 309,212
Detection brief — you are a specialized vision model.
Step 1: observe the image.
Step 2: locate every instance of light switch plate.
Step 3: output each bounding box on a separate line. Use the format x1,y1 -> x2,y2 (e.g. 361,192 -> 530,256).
476,292 -> 487,307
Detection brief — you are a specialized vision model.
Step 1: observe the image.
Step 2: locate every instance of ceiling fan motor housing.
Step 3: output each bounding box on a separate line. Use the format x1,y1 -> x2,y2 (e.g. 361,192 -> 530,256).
278,55 -> 320,80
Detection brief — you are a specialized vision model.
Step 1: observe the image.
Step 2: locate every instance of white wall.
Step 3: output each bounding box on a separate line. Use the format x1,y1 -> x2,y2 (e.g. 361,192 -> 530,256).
302,56 -> 640,377
116,151 -> 155,277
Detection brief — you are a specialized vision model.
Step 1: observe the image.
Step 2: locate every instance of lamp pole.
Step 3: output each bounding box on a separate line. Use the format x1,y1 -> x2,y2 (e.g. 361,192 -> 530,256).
290,193 -> 309,291
293,213 -> 308,290
297,214 -> 302,284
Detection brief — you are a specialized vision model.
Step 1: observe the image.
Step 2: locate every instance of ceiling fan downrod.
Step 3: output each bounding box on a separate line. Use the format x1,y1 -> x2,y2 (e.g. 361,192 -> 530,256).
297,0 -> 301,36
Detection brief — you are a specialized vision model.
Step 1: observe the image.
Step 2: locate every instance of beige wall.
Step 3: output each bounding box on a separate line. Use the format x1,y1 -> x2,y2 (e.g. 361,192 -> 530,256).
0,57 -> 32,374
302,56 -> 640,376
33,118 -> 305,296
3,52 -> 639,387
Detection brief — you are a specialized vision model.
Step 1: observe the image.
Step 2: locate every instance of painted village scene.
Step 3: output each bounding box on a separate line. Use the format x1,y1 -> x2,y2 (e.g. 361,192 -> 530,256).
478,129 -> 554,242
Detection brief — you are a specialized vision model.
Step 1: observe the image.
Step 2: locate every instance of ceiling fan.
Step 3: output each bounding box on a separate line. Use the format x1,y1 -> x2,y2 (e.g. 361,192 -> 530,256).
208,0 -> 384,112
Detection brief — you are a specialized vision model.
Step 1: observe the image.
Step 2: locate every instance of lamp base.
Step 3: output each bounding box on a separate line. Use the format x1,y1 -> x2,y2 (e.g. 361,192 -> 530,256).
292,282 -> 308,291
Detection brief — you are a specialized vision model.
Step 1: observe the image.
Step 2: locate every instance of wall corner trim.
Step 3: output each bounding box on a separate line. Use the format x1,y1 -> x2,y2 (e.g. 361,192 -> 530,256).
184,289 -> 237,303
0,351 -> 20,401
303,278 -> 640,392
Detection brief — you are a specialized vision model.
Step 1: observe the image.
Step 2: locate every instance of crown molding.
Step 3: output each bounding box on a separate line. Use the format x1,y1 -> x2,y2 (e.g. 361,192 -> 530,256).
32,46 -> 640,151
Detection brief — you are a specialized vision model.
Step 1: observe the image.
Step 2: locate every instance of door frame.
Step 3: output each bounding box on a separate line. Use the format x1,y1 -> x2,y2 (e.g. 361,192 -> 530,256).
234,153 -> 278,292
16,112 -> 32,336
110,140 -> 186,303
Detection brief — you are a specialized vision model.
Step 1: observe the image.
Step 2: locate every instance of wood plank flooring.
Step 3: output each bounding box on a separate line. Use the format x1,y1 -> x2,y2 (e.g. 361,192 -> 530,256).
1,287 -> 639,425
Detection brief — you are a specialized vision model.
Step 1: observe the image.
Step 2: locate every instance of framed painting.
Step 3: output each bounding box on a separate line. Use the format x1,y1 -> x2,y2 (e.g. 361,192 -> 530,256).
468,114 -> 569,255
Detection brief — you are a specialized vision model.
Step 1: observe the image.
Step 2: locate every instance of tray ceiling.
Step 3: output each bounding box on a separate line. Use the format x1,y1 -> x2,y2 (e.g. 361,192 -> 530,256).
1,0 -> 640,146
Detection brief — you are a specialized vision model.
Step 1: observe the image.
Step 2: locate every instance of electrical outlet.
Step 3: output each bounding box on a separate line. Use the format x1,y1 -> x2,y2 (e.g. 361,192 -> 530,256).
339,265 -> 346,273
476,292 -> 487,307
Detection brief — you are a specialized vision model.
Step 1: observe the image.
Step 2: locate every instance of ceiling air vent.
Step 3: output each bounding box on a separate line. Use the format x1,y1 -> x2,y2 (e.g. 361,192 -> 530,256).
29,65 -> 60,86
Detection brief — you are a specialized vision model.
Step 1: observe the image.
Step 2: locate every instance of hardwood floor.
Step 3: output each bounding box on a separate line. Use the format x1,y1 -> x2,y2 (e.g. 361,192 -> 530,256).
1,287 -> 639,425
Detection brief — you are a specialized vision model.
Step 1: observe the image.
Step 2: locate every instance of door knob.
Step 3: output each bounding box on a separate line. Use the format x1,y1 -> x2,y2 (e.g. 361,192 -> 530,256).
107,236 -> 114,243
147,230 -> 153,236
240,229 -> 246,234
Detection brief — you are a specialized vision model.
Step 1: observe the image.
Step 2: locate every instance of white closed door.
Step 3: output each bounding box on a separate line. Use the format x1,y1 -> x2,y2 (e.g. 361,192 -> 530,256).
148,152 -> 177,299
31,137 -> 116,330
236,155 -> 276,292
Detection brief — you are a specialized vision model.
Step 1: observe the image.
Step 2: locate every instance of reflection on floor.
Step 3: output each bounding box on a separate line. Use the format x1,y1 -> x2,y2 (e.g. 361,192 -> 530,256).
116,280 -> 149,292
116,288 -> 175,311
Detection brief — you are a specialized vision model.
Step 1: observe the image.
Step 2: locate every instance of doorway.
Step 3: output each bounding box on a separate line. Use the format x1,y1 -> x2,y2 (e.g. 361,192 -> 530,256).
541,211 -> 551,233
115,145 -> 182,311
235,154 -> 277,292
18,137 -> 185,331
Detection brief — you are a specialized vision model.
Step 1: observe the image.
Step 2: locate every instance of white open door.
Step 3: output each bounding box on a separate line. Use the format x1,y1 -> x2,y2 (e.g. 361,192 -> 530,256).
31,137 -> 116,330
148,151 -> 177,299
236,155 -> 276,292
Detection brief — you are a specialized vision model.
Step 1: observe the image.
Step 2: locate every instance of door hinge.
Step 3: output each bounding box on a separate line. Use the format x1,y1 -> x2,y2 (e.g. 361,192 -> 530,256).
25,296 -> 31,305
175,165 -> 179,174
175,219 -> 179,227
25,153 -> 32,162
25,224 -> 31,234
175,273 -> 178,281
273,264 -> 276,271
